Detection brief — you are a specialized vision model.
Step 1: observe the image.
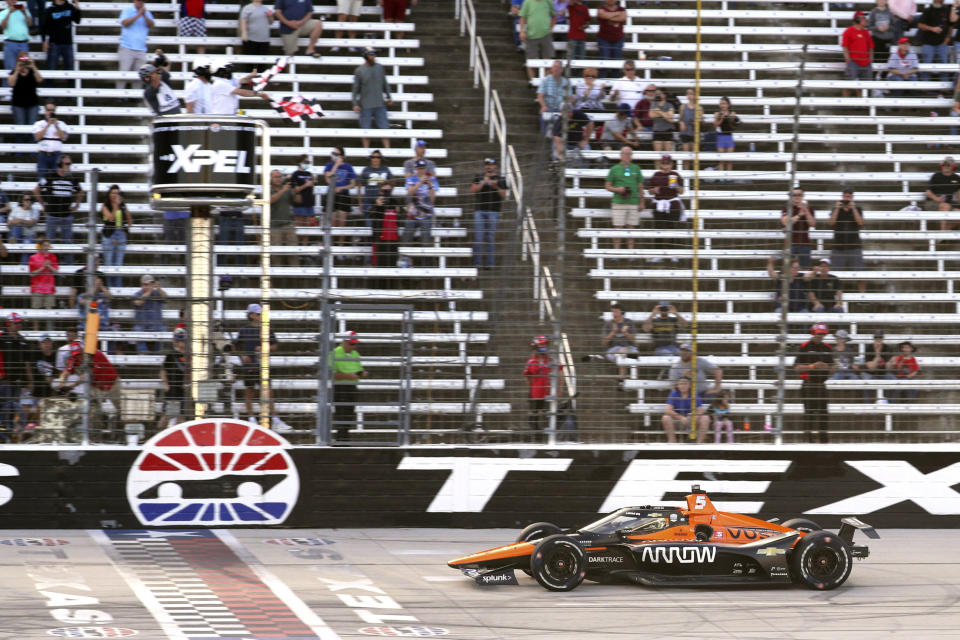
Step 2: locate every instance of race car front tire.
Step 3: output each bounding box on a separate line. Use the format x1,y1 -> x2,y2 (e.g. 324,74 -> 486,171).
789,530 -> 853,590
530,535 -> 586,592
782,518 -> 823,533
517,522 -> 563,576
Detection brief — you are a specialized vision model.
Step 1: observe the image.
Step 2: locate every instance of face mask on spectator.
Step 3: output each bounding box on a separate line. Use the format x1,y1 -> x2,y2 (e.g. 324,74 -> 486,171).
300,163 -> 310,170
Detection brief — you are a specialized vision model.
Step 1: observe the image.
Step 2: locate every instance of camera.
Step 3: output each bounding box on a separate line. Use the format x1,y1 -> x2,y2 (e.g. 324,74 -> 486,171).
660,305 -> 669,312
841,200 -> 850,205
154,53 -> 168,68
622,187 -> 631,197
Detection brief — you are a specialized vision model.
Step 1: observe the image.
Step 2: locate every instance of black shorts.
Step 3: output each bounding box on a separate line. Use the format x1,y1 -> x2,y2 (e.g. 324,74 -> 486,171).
331,192 -> 354,213
240,364 -> 260,389
653,131 -> 675,142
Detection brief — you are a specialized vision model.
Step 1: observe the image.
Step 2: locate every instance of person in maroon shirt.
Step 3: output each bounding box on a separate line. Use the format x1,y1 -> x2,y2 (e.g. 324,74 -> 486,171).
841,11 -> 874,97
596,0 -> 625,78
523,335 -> 562,434
781,187 -> 817,268
633,85 -> 655,132
567,0 -> 590,68
645,154 -> 685,262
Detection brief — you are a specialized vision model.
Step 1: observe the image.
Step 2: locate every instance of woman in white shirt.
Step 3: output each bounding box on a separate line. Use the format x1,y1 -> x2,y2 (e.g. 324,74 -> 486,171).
572,67 -> 608,113
8,194 -> 43,263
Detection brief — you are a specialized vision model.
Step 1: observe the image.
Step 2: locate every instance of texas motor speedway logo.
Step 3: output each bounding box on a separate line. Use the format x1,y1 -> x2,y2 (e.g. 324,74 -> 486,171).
126,418 -> 299,526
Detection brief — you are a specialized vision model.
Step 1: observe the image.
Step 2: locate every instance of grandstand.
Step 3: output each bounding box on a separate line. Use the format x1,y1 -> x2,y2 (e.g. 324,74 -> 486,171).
1,0 -> 958,445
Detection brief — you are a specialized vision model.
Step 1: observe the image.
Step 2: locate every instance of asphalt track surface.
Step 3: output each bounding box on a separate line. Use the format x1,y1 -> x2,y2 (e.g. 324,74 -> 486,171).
1,528 -> 958,640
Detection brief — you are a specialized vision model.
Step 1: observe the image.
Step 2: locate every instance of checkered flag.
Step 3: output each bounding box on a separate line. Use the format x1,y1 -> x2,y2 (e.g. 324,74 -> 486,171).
272,95 -> 324,122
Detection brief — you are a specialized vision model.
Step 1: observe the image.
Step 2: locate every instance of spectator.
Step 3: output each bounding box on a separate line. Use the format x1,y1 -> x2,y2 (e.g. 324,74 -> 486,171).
509,0 -> 523,51
403,159 -> 438,246
470,157 -> 507,270
829,329 -> 867,389
71,259 -> 112,331
600,103 -> 637,150
596,0 -> 625,79
829,187 -> 866,292
668,343 -> 722,398
28,239 -> 58,323
610,60 -> 647,109
323,146 -> 357,228
30,333 -> 57,428
139,62 -> 182,115
793,322 -> 834,444
240,0 -> 273,60
641,302 -> 689,356
33,102 -> 68,179
184,57 -> 213,114
208,60 -> 271,115
631,86 -> 655,137
572,68 -> 608,113
537,60 -> 570,135
602,302 -> 638,386
0,313 -> 34,440
862,329 -> 896,400
917,0 -> 951,85
233,303 -> 290,431
274,0 -> 323,57
352,48 -> 393,149
402,139 -> 435,177
1,0 -> 32,87
805,258 -> 843,312
646,154 -> 685,262
678,88 -> 704,153
868,0 -> 897,67
55,327 -> 78,372
551,107 -> 593,161
662,376 -> 709,444
713,96 -> 739,175
117,0 -> 154,92
566,0 -> 589,66
518,0 -> 555,82
767,256 -> 808,313
132,274 -> 166,353
382,0 -> 413,25
0,187 -> 10,221
841,11 -> 874,97
157,328 -> 187,431
8,52 -> 42,144
178,0 -> 206,54
367,179 -> 403,271
59,340 -> 122,433
100,184 -> 132,289
8,193 -> 41,256
887,340 -> 919,402
329,331 -> 365,441
34,154 -> 83,263
780,187 -> 816,268
886,37 -> 918,96
291,154 -> 317,232
603,145 -> 644,251
334,0 -> 361,48
358,150 -> 392,228
161,209 -> 188,265
925,156 -> 960,229
216,205 -> 246,267
41,0 -> 80,71
710,390 -> 734,444
523,335 -> 558,433
268,169 -> 298,266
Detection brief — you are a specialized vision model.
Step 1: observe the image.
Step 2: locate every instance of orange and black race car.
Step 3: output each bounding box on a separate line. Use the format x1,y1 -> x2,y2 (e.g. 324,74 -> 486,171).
448,485 -> 878,592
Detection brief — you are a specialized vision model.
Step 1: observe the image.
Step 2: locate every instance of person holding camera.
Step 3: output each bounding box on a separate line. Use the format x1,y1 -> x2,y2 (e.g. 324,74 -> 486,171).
603,145 -> 645,251
139,59 -> 181,116
7,52 -> 42,143
132,274 -> 166,353
268,169 -> 298,266
367,179 -> 404,277
641,301 -> 689,356
781,187 -> 817,268
33,102 -> 68,178
1,0 -> 33,87
403,159 -> 438,248
829,187 -> 866,292
648,87 -> 676,152
323,147 -> 358,230
805,258 -> 844,313
602,302 -> 638,387
117,0 -> 154,91
469,157 -> 508,270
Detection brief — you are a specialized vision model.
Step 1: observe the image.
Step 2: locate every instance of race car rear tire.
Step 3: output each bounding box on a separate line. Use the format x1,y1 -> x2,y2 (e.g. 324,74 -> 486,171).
789,530 -> 853,590
530,535 -> 586,592
517,522 -> 563,576
782,518 -> 823,533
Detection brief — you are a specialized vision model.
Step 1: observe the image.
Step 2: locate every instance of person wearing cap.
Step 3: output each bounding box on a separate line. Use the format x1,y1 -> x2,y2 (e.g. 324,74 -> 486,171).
352,47 -> 393,149
132,274 -> 167,353
662,376 -> 710,444
868,0 -> 898,67
887,341 -> 920,403
329,331 -> 366,442
207,59 -> 271,115
33,153 -> 84,264
523,335 -> 561,434
794,323 -> 835,443
829,329 -> 865,385
646,154 -> 685,262
140,61 -> 182,116
233,303 -> 291,431
828,188 -> 865,292
404,158 -> 438,247
804,258 -> 844,313
923,157 -> 960,218
157,328 -> 188,431
917,0 -> 951,85
518,0 -> 556,81
668,343 -> 722,399
469,157 -> 508,269
273,0 -> 323,56
116,0 -> 153,91
184,57 -> 213,114
537,60 -> 570,135
641,302 -> 689,356
841,11 -> 874,97
0,313 -> 35,441
403,139 -> 435,178
886,37 -> 918,94
604,146 -> 645,252
268,169 -> 299,265
603,303 -> 639,387
599,103 -> 638,150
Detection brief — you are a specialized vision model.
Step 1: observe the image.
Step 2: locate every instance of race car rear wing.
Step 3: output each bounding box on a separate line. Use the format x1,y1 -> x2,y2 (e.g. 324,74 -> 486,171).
839,517 -> 879,559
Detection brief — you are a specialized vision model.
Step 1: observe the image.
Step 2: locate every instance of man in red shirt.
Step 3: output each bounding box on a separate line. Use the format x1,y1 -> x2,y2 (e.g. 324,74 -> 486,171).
28,238 -> 59,329
60,340 -> 123,436
567,0 -> 590,67
523,335 -> 562,435
596,0 -> 626,78
842,11 -> 874,97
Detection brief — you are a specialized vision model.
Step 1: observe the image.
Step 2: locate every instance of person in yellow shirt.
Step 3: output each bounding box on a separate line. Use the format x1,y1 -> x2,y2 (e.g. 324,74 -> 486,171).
329,331 -> 365,442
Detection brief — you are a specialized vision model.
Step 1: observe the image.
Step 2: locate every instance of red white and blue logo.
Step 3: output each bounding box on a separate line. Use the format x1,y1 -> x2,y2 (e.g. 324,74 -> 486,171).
126,418 -> 299,526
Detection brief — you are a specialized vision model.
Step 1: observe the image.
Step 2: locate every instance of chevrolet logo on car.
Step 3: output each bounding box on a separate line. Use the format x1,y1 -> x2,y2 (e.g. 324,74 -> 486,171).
756,547 -> 787,556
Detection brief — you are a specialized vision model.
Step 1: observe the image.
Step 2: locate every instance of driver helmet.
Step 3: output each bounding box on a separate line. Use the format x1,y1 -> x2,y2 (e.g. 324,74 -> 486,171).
138,63 -> 157,81
533,335 -> 550,352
